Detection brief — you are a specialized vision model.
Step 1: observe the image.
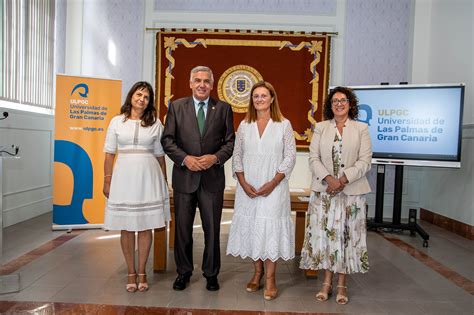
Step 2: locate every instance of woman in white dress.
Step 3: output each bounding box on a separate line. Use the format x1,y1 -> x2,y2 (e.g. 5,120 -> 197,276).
226,81 -> 296,300
103,81 -> 170,293
299,86 -> 372,305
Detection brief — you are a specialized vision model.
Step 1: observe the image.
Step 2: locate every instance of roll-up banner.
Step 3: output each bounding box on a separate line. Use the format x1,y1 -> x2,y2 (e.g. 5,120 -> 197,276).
53,74 -> 121,230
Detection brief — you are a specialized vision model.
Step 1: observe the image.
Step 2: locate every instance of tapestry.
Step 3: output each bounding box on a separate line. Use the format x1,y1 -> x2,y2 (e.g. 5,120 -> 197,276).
155,29 -> 332,148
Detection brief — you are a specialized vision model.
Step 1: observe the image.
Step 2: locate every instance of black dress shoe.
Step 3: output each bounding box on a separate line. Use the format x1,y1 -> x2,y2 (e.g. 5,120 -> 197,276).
205,276 -> 219,291
173,274 -> 191,291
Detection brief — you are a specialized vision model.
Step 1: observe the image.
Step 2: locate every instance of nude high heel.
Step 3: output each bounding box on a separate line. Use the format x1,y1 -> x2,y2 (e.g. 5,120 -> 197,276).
138,273 -> 149,292
336,285 -> 349,305
246,270 -> 264,292
263,276 -> 278,300
315,282 -> 332,301
126,273 -> 137,293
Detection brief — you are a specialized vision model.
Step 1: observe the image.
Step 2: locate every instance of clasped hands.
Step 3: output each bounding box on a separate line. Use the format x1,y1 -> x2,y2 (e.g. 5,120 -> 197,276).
325,175 -> 348,196
184,155 -> 218,171
241,180 -> 277,199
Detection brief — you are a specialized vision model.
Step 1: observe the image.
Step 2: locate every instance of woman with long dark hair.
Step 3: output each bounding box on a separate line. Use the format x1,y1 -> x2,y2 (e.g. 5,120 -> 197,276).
103,81 -> 170,293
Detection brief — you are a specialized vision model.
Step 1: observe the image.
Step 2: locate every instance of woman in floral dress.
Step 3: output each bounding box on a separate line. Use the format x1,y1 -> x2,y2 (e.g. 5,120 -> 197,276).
300,86 -> 372,304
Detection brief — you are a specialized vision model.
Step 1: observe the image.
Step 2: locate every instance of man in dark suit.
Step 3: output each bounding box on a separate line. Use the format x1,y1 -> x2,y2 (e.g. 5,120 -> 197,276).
161,66 -> 235,291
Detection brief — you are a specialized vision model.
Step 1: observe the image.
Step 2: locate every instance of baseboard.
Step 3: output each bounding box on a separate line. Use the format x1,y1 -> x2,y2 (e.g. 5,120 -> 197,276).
3,199 -> 52,227
420,208 -> 474,240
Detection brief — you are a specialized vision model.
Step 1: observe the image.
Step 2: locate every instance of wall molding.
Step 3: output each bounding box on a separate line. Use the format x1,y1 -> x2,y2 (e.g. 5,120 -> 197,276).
3,197 -> 52,213
3,199 -> 52,227
420,208 -> 473,240
153,0 -> 337,16
462,123 -> 474,139
3,184 -> 51,197
1,107 -> 54,227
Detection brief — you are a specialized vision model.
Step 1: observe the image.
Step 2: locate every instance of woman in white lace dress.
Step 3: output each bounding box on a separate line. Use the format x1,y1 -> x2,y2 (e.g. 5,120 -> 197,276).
226,81 -> 296,300
299,86 -> 372,305
103,82 -> 170,293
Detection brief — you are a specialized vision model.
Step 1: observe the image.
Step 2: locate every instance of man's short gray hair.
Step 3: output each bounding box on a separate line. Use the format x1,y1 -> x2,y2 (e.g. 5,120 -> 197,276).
190,66 -> 214,83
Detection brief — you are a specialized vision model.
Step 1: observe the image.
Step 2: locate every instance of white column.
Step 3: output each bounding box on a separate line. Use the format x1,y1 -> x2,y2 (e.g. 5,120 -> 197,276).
411,0 -> 433,84
64,0 -> 84,75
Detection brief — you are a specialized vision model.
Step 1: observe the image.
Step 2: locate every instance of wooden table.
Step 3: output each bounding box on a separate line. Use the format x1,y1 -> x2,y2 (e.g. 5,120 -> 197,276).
153,188 -> 311,272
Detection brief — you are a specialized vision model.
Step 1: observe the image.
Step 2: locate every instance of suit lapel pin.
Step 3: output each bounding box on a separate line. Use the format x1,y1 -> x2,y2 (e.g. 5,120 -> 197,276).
212,106 -> 215,110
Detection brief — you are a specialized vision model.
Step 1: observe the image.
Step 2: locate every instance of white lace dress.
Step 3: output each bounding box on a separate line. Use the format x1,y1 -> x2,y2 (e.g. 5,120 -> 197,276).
103,115 -> 170,232
226,119 -> 296,261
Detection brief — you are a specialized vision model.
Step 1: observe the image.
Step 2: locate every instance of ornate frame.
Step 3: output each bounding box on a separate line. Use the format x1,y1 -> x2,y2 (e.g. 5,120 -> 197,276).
155,29 -> 332,148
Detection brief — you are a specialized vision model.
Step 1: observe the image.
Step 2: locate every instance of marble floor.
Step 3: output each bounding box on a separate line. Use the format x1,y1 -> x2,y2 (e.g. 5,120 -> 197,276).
0,211 -> 472,314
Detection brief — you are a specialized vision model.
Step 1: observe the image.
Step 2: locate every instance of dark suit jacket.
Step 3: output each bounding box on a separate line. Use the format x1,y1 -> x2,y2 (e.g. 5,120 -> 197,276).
161,97 -> 235,193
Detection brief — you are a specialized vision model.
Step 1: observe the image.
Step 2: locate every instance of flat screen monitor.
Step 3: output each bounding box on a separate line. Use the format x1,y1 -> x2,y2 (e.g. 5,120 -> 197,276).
344,84 -> 464,168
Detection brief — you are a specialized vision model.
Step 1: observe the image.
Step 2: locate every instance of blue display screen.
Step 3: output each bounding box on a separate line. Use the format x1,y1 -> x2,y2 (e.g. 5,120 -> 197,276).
349,85 -> 464,166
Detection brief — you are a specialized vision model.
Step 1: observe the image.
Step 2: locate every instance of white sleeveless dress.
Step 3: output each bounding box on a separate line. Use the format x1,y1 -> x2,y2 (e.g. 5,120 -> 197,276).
103,115 -> 170,232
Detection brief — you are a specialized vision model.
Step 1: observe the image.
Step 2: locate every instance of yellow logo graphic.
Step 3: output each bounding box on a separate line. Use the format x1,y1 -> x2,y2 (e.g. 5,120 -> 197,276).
217,65 -> 263,113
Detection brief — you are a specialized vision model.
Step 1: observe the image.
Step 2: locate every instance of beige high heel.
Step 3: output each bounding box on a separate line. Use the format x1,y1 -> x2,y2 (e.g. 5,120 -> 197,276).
137,273 -> 149,292
126,273 -> 137,293
263,276 -> 278,300
246,270 -> 264,292
315,282 -> 332,301
336,285 -> 349,305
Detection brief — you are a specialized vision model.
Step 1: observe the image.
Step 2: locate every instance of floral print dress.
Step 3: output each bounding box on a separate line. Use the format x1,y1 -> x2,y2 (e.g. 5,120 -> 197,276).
299,129 -> 369,274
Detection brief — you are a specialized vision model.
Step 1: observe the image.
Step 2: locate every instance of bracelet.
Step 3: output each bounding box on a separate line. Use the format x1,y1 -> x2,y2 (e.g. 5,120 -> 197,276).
104,175 -> 112,178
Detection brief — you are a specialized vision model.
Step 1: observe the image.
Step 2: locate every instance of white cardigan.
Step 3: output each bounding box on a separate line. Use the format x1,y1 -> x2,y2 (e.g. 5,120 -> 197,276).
309,119 -> 372,195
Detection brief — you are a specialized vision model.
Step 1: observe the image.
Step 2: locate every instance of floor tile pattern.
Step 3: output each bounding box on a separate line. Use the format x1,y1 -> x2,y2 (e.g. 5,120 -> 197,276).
0,213 -> 472,314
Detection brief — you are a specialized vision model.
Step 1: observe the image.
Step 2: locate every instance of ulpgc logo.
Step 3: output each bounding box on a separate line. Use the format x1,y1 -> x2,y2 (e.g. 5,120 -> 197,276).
357,104 -> 373,126
71,83 -> 89,98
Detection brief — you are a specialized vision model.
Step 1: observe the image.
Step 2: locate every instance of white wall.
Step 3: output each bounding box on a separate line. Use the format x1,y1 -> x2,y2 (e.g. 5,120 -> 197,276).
0,0 -> 66,227
143,0 -> 346,84
151,0 -> 422,221
63,0 -> 145,100
0,106 -> 54,227
147,0 -> 348,210
6,0 -> 471,228
410,0 -> 473,225
57,0 -> 420,224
